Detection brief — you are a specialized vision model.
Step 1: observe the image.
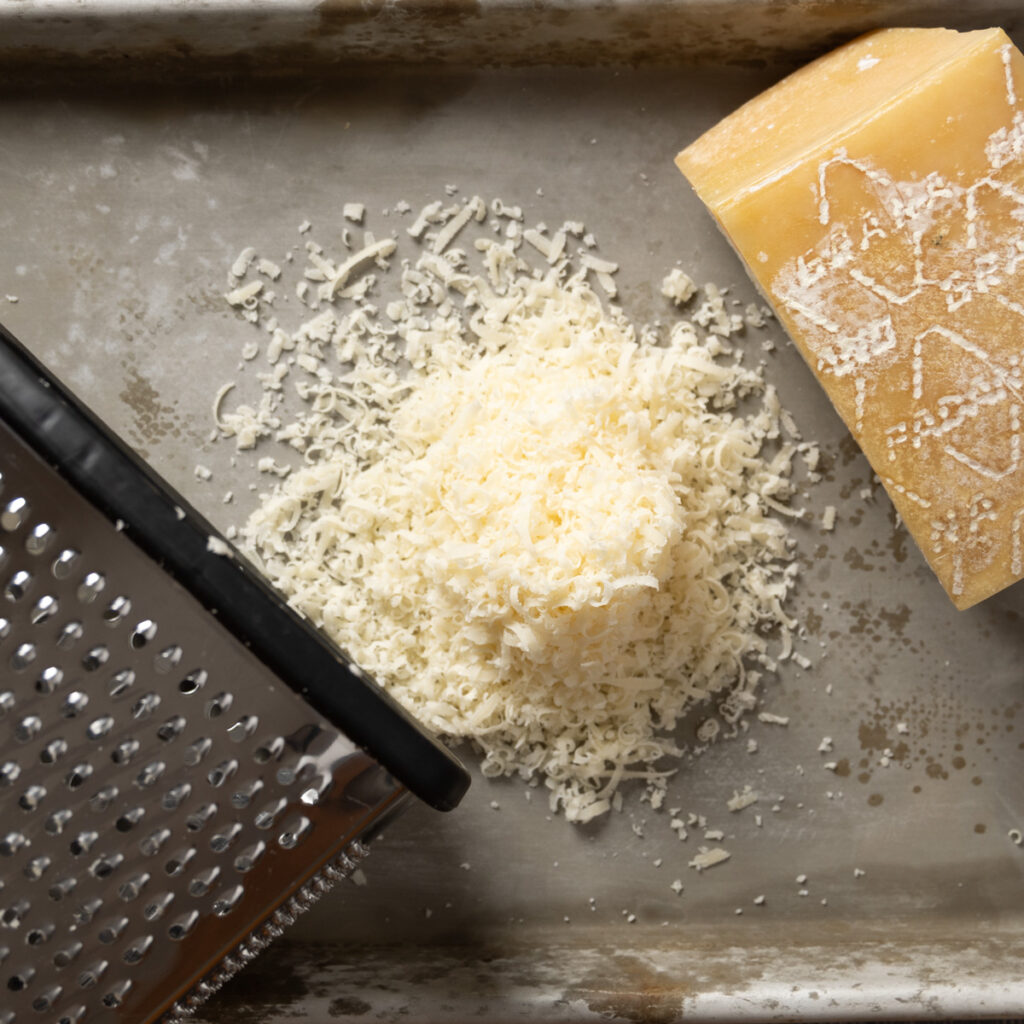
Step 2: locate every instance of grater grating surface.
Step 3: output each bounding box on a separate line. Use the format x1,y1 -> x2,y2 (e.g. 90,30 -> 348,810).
0,324 -> 469,1023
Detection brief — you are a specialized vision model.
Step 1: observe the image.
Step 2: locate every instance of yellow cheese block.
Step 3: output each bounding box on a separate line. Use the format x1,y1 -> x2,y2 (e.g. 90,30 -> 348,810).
677,26 -> 1024,610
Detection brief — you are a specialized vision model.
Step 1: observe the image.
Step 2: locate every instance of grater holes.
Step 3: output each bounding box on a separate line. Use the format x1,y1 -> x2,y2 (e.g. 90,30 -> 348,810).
206,690 -> 233,719
122,934 -> 153,964
129,618 -> 157,649
51,548 -> 79,580
300,772 -> 333,807
167,910 -> 199,941
142,892 -> 174,922
108,668 -> 135,699
75,571 -> 105,604
71,899 -> 102,927
207,758 -> 238,789
0,691 -> 12,715
0,831 -> 29,856
18,784 -> 46,812
0,617 -> 8,641
48,878 -> 76,902
6,963 -> 35,991
85,715 -> 113,741
135,760 -> 166,788
156,714 -> 186,742
187,866 -> 220,898
185,802 -> 217,833
15,714 -> 42,741
138,827 -> 171,858
10,641 -> 36,671
164,847 -> 196,877
0,761 -> 20,785
35,665 -> 64,694
29,593 -> 58,625
209,823 -> 242,853
102,594 -> 131,625
101,977 -> 132,1007
111,738 -> 140,765
52,941 -> 82,968
39,737 -> 68,765
183,736 -> 212,766
211,884 -> 244,917
178,667 -> 207,695
96,916 -> 128,944
76,958 -> 107,989
88,785 -> 118,814
278,814 -> 313,850
58,1006 -> 87,1024
114,807 -> 144,833
1,899 -> 30,928
25,922 -> 54,946
81,644 -> 109,672
1,496 -> 29,532
162,782 -> 191,812
56,620 -> 83,651
4,568 -> 31,602
227,714 -> 258,742
231,778 -> 263,809
24,522 -> 54,557
23,855 -> 50,881
65,762 -> 94,789
253,797 -> 287,831
154,644 -> 182,674
253,736 -> 284,764
62,690 -> 88,717
233,840 -> 266,874
44,810 -> 72,837
30,983 -> 62,1010
90,852 -> 124,880
69,830 -> 97,857
131,691 -> 161,720
118,872 -> 150,902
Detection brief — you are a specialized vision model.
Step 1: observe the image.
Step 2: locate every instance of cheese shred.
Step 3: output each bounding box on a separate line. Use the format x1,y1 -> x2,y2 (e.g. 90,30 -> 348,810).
221,196 -> 802,823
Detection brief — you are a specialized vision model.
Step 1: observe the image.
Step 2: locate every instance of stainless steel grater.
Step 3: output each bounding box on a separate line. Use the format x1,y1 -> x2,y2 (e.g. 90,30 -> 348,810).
0,323 -> 469,1024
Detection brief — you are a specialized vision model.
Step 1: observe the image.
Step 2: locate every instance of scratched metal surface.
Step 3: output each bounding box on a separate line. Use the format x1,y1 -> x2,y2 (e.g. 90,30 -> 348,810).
0,3 -> 1023,1021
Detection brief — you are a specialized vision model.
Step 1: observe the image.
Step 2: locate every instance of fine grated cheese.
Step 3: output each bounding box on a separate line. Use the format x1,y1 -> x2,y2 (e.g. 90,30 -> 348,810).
220,195 -> 804,823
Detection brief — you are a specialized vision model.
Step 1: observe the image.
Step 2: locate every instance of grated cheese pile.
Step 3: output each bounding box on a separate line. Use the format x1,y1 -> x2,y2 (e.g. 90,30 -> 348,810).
219,196 -> 802,823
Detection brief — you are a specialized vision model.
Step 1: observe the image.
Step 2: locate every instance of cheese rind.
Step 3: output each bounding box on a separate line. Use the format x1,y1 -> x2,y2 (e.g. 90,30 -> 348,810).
677,26 -> 1024,609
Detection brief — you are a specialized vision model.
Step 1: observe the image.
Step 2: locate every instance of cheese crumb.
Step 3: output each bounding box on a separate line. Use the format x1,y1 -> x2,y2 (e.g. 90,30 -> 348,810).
343,203 -> 366,224
661,268 -> 697,306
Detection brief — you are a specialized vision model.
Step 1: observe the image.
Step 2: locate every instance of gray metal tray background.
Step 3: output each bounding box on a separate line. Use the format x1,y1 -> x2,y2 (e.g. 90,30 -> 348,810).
1,3 -> 1023,1020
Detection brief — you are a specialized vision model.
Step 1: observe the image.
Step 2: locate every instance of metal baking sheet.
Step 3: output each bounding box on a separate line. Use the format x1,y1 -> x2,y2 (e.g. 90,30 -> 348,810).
1,3 -> 1023,1020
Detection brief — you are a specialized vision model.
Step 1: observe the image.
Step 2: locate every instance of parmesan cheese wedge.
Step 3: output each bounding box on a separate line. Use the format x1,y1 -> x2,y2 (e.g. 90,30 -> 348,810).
677,26 -> 1024,609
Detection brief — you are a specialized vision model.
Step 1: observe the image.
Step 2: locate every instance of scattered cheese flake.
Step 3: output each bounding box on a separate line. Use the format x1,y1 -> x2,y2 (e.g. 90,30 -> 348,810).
688,847 -> 731,871
822,505 -> 837,531
669,879 -> 684,894
206,536 -> 233,557
661,268 -> 697,305
758,712 -> 790,726
726,786 -> 759,812
343,202 -> 366,224
194,464 -> 212,481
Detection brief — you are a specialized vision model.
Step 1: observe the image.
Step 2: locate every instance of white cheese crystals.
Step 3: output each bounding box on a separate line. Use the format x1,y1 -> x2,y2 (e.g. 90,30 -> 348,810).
220,196 -> 803,823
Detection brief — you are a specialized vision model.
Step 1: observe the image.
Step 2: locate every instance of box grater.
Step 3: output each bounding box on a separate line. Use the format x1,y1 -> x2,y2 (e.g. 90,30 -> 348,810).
0,323 -> 470,1023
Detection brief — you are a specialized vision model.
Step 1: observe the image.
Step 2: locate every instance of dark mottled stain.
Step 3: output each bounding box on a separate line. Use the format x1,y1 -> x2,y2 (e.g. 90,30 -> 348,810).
203,954 -> 310,1022
877,603 -> 911,636
328,995 -> 373,1017
831,758 -> 850,778
119,362 -> 182,455
912,784 -> 922,794
975,823 -> 987,835
972,776 -> 983,786
952,756 -> 966,771
858,721 -> 889,753
925,762 -> 948,780
867,793 -> 884,807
